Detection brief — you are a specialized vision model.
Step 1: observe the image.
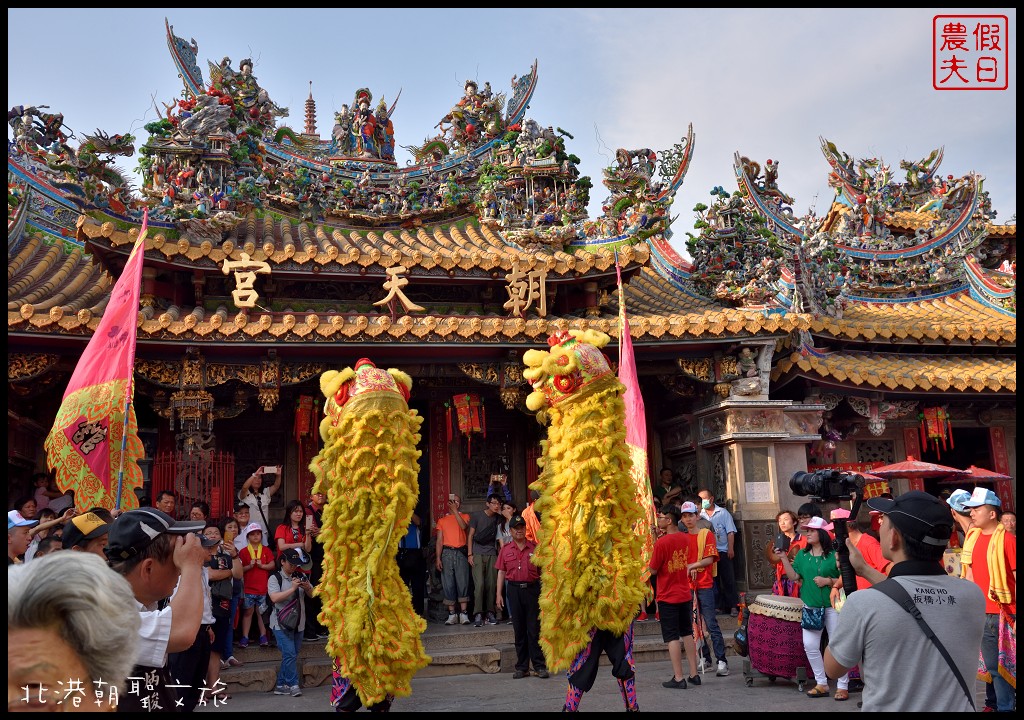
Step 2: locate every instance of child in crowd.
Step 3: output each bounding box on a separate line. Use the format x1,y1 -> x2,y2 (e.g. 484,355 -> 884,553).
238,522 -> 275,648
32,472 -> 62,512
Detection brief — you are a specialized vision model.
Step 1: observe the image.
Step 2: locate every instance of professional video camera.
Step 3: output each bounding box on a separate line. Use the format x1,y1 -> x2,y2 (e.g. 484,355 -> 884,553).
789,469 -> 866,596
789,469 -> 865,502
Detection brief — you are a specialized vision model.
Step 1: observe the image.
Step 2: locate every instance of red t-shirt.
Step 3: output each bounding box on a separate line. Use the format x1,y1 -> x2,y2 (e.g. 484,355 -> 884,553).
240,544 -> 275,595
649,532 -> 696,603
435,513 -> 470,548
853,533 -> 888,591
274,524 -> 306,555
690,529 -> 718,590
968,531 -> 1017,614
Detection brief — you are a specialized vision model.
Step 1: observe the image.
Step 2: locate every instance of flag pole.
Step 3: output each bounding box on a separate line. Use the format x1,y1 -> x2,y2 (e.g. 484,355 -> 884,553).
114,210 -> 149,510
614,249 -> 623,344
114,394 -> 132,511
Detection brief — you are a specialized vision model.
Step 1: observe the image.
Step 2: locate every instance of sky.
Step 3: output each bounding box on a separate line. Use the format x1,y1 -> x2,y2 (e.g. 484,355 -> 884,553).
8,9 -> 1016,259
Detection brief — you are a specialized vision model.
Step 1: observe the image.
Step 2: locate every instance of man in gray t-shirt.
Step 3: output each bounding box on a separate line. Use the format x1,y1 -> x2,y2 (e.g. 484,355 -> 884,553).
467,494 -> 502,626
825,491 -> 986,711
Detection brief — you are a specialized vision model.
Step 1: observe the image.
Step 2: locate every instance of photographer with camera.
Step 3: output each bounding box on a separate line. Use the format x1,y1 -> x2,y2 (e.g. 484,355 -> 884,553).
824,491 -> 986,712
268,548 -> 315,697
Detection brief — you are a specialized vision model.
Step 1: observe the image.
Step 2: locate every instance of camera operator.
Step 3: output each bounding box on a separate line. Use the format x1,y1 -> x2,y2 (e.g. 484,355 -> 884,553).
833,507 -> 889,592
824,491 -> 986,712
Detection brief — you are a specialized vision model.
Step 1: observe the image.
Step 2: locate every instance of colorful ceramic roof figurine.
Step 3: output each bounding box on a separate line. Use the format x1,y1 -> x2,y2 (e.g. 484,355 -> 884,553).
6,18 -> 1015,405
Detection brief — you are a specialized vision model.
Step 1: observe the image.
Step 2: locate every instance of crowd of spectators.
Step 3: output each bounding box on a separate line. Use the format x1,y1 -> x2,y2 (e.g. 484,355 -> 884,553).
8,459 -> 1014,712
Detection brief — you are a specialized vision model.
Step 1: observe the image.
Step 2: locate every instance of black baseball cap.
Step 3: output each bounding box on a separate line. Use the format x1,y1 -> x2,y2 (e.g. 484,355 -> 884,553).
866,491 -> 953,546
509,515 -> 527,529
104,508 -> 206,561
62,512 -> 111,550
281,548 -> 312,570
195,531 -> 220,548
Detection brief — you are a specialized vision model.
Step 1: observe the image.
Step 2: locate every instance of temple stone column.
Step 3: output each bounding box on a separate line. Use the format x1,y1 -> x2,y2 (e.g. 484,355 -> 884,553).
693,397 -> 825,594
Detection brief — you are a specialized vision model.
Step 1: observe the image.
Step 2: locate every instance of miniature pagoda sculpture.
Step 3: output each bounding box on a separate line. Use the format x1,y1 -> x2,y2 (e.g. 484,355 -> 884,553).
685,180 -> 789,308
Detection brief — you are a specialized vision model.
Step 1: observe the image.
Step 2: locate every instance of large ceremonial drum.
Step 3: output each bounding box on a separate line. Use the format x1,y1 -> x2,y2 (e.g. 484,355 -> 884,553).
747,594 -> 810,679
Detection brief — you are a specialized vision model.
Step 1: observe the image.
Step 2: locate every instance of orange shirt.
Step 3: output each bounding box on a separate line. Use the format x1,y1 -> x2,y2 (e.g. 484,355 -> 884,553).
522,503 -> 541,544
435,513 -> 470,548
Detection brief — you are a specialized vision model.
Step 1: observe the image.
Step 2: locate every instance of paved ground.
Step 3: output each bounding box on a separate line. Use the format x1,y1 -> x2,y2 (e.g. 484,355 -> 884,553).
199,659 -> 868,713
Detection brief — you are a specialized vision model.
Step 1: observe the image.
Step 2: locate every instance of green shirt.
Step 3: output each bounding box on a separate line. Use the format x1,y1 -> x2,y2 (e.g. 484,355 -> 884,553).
791,549 -> 839,608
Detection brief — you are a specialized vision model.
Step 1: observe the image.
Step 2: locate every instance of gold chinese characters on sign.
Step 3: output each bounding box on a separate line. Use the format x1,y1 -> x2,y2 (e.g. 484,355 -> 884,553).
373,266 -> 425,313
503,261 -> 547,318
221,253 -> 271,309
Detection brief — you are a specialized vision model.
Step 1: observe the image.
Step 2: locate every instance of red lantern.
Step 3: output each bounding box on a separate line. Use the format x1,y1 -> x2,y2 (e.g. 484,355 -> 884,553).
919,407 -> 953,458
448,393 -> 486,458
294,395 -> 314,443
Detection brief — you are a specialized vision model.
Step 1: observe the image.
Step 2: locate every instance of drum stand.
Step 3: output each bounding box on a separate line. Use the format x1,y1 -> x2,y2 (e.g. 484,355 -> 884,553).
742,659 -> 807,692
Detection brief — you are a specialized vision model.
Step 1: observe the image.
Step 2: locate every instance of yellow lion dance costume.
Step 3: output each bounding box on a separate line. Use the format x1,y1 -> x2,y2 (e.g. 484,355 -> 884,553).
523,329 -> 648,688
309,358 -> 430,709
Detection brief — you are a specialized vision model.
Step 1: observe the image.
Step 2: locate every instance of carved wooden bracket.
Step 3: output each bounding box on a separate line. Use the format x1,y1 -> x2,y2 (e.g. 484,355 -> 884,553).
8,353 -> 61,382
136,347 -> 325,412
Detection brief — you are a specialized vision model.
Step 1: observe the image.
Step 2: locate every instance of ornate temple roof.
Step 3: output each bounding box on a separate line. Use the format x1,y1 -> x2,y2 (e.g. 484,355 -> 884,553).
774,351 -> 1016,393
8,228 -> 794,346
76,213 -> 649,279
6,18 -> 1016,400
805,292 -> 1015,344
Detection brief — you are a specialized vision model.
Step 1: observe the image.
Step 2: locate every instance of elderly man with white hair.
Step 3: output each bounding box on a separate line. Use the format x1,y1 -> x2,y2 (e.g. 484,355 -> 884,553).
9,552 -> 140,711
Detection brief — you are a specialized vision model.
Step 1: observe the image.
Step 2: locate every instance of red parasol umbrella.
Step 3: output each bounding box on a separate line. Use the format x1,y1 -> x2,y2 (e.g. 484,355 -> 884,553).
868,456 -> 970,480
962,465 -> 1012,481
938,465 -> 1011,485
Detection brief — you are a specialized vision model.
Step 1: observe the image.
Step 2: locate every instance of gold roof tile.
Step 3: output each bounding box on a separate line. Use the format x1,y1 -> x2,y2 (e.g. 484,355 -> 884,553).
775,352 -> 1014,392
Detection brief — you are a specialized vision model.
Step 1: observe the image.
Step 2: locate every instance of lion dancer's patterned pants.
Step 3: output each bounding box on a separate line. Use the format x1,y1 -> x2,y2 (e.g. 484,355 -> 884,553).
330,659 -> 394,713
562,623 -> 638,712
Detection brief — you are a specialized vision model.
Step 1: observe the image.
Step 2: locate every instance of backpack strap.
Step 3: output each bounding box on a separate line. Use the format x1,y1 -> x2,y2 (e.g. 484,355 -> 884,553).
267,570 -> 282,606
872,578 -> 975,709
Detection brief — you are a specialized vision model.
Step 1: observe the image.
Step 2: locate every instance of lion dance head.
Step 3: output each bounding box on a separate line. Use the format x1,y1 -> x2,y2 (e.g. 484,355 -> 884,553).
522,330 -> 648,670
309,358 -> 429,705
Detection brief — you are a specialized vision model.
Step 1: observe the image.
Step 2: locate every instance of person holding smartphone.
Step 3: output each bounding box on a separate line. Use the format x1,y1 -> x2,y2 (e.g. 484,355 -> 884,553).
434,494 -> 471,625
238,465 -> 283,545
274,500 -> 313,559
765,509 -> 802,598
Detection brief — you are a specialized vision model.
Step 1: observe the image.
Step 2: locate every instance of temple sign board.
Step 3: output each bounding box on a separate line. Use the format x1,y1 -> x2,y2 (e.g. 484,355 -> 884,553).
503,260 -> 547,317
373,266 -> 425,313
221,253 -> 271,308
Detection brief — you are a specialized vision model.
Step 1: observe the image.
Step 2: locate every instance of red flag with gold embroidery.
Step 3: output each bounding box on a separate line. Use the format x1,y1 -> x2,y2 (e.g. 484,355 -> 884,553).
44,214 -> 149,510
616,259 -> 657,575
